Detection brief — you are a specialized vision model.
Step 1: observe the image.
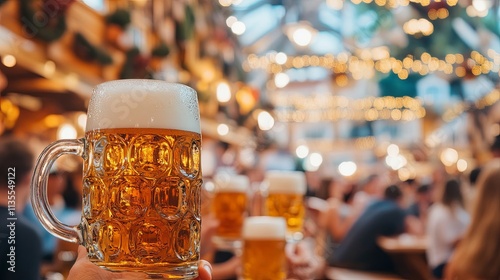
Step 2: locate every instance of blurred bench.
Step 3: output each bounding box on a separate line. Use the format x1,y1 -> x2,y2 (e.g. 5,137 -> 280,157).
326,267 -> 403,280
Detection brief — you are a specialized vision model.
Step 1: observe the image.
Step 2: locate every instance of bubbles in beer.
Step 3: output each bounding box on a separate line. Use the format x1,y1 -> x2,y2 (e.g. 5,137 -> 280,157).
83,176 -> 106,218
154,177 -> 183,220
83,128 -> 201,269
130,134 -> 171,176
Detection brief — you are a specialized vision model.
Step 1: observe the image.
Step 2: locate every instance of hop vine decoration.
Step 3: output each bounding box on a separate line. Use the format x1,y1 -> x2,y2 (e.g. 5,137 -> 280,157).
120,48 -> 152,79
19,0 -> 76,42
104,8 -> 131,50
105,8 -> 131,30
151,43 -> 170,58
72,33 -> 113,65
175,5 -> 196,42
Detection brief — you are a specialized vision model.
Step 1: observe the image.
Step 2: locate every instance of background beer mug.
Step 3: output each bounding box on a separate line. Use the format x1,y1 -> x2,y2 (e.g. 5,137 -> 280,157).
241,216 -> 287,280
212,173 -> 249,249
263,170 -> 307,242
31,80 -> 202,279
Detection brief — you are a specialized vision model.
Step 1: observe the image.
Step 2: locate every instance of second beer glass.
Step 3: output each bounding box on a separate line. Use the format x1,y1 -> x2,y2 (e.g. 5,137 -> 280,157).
264,170 -> 307,241
212,174 -> 249,249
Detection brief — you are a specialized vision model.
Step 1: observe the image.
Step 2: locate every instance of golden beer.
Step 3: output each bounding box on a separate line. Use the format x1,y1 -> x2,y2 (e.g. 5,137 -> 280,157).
242,217 -> 287,280
31,80 -> 202,279
265,193 -> 305,234
264,171 -> 306,241
212,175 -> 249,240
82,127 -> 201,273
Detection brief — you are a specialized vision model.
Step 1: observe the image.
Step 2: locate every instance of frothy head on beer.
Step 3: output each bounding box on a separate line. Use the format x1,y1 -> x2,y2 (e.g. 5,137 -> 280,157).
214,174 -> 249,193
265,170 -> 306,195
242,216 -> 287,240
86,79 -> 200,133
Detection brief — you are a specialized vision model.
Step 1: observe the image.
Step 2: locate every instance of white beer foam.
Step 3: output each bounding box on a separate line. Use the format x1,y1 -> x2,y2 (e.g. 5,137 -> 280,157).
265,170 -> 306,195
242,216 -> 286,240
86,79 -> 200,133
214,174 -> 249,193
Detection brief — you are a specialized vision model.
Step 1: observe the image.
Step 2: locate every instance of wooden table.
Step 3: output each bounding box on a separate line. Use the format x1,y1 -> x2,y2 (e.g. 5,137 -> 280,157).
377,234 -> 431,280
326,267 -> 403,280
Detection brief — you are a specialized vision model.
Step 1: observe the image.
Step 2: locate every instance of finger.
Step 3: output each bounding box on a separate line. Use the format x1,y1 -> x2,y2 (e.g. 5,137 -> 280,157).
195,260 -> 212,280
76,245 -> 89,262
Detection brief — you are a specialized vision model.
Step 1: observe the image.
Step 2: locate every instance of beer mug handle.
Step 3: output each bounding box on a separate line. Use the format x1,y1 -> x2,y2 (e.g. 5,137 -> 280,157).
31,138 -> 85,244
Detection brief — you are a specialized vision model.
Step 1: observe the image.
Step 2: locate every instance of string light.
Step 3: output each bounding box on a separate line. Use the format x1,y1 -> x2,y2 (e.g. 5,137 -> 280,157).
296,145 -> 310,158
244,50 -> 500,79
2,55 -> 16,68
220,0 -> 458,9
217,123 -> 230,136
231,21 -> 246,35
403,18 -> 434,36
272,95 -> 426,122
428,8 -> 450,20
216,81 -> 231,102
330,0 -> 459,8
338,161 -> 357,176
257,111 -> 275,130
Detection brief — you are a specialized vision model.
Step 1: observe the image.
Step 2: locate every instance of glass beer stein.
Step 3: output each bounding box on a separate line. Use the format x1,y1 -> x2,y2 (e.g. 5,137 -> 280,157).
211,173 -> 249,249
263,170 -> 307,242
31,80 -> 202,279
241,216 -> 287,280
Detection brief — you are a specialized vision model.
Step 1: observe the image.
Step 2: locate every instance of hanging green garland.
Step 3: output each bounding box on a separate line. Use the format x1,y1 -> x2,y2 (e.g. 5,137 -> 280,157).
73,32 -> 113,65
120,48 -> 152,79
105,8 -> 131,29
175,5 -> 195,42
151,43 -> 170,58
19,0 -> 75,42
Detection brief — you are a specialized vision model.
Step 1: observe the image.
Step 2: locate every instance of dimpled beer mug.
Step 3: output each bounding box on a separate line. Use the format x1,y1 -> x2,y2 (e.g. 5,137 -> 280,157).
212,173 -> 249,249
31,80 -> 202,279
241,216 -> 287,280
263,170 -> 306,242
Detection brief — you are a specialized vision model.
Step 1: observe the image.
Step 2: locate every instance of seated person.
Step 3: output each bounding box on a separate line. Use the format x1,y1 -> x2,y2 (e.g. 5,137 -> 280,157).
0,137 -> 42,280
406,184 -> 432,218
330,185 -> 413,273
23,164 -> 66,262
426,178 -> 469,279
445,160 -> 500,279
406,184 -> 433,234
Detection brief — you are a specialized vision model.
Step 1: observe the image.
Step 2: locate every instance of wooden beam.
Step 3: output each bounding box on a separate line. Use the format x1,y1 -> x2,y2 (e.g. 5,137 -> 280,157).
5,78 -> 68,94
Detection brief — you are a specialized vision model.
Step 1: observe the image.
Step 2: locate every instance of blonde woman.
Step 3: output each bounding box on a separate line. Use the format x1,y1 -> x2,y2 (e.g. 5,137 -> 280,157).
445,161 -> 500,280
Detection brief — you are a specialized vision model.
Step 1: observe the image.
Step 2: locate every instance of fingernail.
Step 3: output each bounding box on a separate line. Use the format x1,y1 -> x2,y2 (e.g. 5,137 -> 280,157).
204,263 -> 212,275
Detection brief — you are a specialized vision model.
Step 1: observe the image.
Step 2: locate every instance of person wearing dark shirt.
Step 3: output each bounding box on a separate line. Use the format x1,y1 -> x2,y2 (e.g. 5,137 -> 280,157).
330,185 -> 407,272
0,137 -> 42,280
407,184 -> 431,217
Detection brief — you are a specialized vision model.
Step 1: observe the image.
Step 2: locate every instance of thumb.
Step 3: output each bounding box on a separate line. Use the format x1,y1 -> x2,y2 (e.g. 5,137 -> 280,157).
76,245 -> 89,262
196,260 -> 212,280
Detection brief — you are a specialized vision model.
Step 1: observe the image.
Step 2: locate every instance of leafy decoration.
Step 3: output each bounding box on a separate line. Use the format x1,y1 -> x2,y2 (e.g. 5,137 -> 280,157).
105,9 -> 131,29
72,32 -> 113,65
19,0 -> 76,42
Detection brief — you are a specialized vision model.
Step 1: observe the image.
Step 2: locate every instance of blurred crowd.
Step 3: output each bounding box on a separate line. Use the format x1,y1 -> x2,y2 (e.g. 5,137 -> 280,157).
1,134 -> 499,279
